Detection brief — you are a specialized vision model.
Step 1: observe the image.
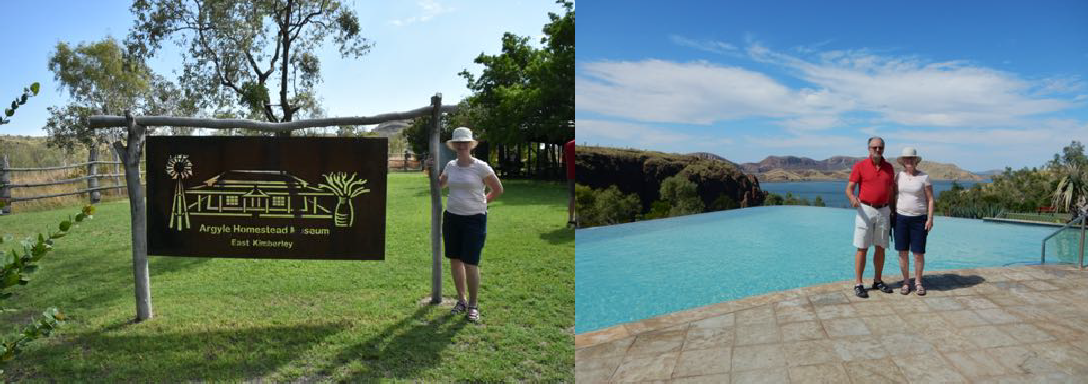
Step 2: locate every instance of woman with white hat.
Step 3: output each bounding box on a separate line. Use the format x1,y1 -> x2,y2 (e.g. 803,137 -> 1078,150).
893,147 -> 934,295
438,127 -> 503,321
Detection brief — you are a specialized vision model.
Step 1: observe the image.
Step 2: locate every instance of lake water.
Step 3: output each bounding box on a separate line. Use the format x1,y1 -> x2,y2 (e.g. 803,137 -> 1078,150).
760,179 -> 990,208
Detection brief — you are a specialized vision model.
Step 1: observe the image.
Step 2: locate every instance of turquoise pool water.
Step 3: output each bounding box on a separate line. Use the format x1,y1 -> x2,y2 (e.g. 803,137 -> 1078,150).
575,206 -> 1082,334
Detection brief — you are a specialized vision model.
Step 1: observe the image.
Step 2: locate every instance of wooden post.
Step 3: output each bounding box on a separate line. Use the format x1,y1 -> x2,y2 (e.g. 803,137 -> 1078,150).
113,149 -> 123,196
87,146 -> 101,203
113,111 -> 153,321
0,155 -> 10,215
428,94 -> 444,304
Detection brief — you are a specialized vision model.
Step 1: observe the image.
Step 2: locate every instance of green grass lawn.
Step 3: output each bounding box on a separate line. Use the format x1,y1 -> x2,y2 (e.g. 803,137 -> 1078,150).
0,173 -> 573,381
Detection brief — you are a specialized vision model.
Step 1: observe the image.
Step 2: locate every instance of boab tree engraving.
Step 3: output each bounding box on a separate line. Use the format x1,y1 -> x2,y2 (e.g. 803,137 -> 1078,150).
318,172 -> 369,227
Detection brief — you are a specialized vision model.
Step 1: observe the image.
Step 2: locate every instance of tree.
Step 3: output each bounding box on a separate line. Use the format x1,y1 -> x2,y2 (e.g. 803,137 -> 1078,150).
659,175 -> 704,217
45,38 -> 157,153
1053,164 -> 1088,217
128,0 -> 370,126
459,1 -> 573,145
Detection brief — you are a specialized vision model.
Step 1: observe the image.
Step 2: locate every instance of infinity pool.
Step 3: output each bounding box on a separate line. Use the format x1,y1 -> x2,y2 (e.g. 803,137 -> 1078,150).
575,206 -> 1081,334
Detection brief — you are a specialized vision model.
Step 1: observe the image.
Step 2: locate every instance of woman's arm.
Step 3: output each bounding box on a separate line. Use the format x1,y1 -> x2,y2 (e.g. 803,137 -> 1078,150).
439,172 -> 448,189
925,184 -> 935,231
484,174 -> 503,203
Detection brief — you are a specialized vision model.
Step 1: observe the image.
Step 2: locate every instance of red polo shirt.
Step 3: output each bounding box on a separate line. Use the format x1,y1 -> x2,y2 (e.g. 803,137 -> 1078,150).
849,158 -> 894,206
564,140 -> 575,180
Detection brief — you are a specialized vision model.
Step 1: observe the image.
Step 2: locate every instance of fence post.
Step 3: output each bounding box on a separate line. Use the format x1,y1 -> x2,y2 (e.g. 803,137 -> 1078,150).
114,111 -> 153,321
0,155 -> 10,215
87,146 -> 101,204
428,94 -> 444,304
114,150 -> 123,196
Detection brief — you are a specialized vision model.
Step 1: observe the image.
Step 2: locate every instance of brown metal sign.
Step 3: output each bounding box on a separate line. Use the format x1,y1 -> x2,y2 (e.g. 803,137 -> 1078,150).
146,136 -> 387,260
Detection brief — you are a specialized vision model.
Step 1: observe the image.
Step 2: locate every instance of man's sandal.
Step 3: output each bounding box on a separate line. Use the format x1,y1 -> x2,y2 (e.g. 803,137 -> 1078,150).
451,300 -> 467,314
467,306 -> 480,322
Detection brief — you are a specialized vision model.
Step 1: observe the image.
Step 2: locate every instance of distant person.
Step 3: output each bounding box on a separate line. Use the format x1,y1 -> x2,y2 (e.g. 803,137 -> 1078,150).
438,127 -> 503,322
893,147 -> 934,295
565,139 -> 576,227
845,137 -> 895,298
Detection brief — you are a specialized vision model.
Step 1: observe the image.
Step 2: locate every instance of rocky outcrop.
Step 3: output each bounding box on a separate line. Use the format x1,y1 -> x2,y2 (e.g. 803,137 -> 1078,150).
576,146 -> 766,211
741,155 -> 986,181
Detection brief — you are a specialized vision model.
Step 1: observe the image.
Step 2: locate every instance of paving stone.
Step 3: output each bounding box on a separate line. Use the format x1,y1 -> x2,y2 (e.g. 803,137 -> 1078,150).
782,339 -> 841,367
985,345 -> 1064,375
1021,280 -> 1060,291
575,354 -> 624,380
1028,342 -> 1088,376
575,336 -> 633,361
892,353 -> 968,383
859,314 -> 908,336
958,325 -> 1019,349
937,309 -> 989,327
918,328 -> 979,352
690,313 -> 735,329
823,317 -> 871,338
851,301 -> 894,317
730,367 -> 789,384
879,333 -> 935,355
843,358 -> 908,383
998,323 -> 1057,344
780,320 -> 825,342
627,327 -> 687,357
815,304 -> 857,320
975,308 -> 1021,324
574,366 -> 616,383
830,336 -> 888,361
682,326 -> 735,351
953,295 -> 999,309
672,347 -> 732,378
984,294 -> 1027,307
611,352 -> 680,382
736,305 -> 775,326
922,296 -> 965,311
787,363 -> 849,384
942,350 -> 1012,379
734,324 -> 779,346
731,344 -> 786,371
776,305 -> 817,324
669,373 -> 730,383
809,292 -> 850,306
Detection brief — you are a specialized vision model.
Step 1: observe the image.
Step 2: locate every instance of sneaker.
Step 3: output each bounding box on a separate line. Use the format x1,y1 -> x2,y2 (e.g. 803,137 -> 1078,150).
854,284 -> 868,298
467,306 -> 479,322
872,280 -> 893,294
451,300 -> 467,314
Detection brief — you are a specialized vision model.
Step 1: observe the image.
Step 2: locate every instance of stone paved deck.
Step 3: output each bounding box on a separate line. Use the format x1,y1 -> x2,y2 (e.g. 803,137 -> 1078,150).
575,265 -> 1088,383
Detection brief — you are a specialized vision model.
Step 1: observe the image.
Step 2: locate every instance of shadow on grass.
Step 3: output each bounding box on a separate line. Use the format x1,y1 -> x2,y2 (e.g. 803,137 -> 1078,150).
332,305 -> 468,381
894,273 -> 985,293
7,322 -> 345,381
538,227 -> 573,245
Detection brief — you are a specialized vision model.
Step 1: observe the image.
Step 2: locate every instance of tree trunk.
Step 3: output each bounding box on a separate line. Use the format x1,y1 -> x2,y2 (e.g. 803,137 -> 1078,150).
114,112 -> 153,321
87,145 -> 101,203
428,95 -> 443,304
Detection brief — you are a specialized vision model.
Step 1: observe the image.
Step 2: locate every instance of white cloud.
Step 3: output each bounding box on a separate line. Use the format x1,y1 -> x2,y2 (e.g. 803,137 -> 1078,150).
669,35 -> 739,55
578,42 -> 1082,131
577,119 -> 695,147
389,0 -> 453,27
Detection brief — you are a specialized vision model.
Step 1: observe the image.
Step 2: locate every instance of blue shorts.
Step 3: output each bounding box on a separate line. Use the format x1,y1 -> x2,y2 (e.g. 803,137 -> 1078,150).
894,213 -> 928,254
443,211 -> 487,266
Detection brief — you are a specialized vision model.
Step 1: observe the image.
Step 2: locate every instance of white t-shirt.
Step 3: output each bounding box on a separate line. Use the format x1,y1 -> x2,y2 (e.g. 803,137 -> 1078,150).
442,158 -> 496,216
895,170 -> 932,216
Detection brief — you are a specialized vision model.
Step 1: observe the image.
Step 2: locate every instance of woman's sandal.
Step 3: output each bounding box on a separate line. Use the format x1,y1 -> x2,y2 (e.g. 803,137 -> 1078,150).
916,284 -> 926,296
467,306 -> 480,322
900,283 -> 911,295
451,300 -> 467,314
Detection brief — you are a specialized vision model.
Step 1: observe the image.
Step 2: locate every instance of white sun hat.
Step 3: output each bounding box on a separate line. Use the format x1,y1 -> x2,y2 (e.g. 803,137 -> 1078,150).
448,127 -> 475,143
897,147 -> 922,165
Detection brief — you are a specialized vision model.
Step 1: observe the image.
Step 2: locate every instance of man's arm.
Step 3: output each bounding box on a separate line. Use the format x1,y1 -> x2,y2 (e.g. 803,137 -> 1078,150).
845,181 -> 859,207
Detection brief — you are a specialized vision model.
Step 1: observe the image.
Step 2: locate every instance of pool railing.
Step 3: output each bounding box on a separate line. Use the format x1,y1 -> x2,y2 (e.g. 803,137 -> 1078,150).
1041,211 -> 1087,268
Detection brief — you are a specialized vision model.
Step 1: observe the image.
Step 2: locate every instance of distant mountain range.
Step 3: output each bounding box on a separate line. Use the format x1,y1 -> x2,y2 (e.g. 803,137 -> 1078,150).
730,155 -> 986,181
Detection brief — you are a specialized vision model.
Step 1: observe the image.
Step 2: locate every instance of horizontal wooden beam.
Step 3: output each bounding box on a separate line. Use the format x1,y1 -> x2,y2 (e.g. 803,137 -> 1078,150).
9,184 -> 144,202
88,105 -> 458,133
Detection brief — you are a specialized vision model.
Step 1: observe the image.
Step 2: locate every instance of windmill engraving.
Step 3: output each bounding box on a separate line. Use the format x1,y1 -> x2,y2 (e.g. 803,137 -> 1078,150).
167,154 -> 193,230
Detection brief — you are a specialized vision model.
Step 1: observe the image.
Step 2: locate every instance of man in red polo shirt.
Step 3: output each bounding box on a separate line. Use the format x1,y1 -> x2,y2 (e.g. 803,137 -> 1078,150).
845,137 -> 896,298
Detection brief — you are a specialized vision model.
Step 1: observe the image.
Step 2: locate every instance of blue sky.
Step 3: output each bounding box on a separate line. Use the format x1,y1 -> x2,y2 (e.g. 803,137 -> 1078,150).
577,1 -> 1088,172
1,0 -> 556,136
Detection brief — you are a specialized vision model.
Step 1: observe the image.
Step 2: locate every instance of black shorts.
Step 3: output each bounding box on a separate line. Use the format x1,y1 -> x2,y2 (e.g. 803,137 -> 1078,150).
894,213 -> 928,254
443,211 -> 487,266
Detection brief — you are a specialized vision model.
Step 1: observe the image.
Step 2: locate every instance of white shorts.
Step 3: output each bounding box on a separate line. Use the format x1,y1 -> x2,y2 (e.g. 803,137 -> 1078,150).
854,204 -> 890,249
